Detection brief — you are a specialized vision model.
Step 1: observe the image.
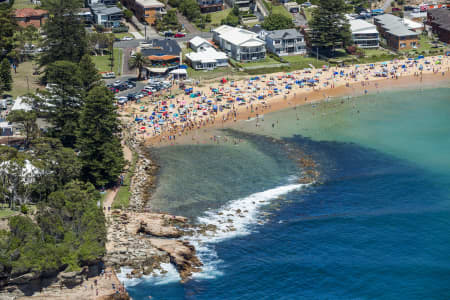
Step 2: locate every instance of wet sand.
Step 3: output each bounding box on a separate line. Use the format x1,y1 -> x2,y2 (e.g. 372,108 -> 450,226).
142,71 -> 450,147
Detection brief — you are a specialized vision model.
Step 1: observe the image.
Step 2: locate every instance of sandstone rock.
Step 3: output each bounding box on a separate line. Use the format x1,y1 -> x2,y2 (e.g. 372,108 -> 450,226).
148,239 -> 202,282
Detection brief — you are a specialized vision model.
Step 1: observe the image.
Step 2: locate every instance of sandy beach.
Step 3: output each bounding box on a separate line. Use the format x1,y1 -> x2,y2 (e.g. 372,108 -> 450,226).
117,55 -> 450,148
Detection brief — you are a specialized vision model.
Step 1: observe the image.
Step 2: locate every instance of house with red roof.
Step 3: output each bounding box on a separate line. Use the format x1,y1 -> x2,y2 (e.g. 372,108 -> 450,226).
14,8 -> 49,28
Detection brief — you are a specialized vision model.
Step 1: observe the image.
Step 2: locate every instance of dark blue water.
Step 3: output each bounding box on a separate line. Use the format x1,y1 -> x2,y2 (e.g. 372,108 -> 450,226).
126,87 -> 450,299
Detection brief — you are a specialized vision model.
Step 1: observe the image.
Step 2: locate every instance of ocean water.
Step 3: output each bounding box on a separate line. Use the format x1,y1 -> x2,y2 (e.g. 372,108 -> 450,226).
125,87 -> 450,299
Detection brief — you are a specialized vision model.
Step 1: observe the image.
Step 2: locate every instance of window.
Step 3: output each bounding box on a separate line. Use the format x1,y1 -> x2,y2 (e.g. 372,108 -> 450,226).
296,38 -> 303,42
411,42 -> 417,48
274,40 -> 281,44
400,43 -> 406,48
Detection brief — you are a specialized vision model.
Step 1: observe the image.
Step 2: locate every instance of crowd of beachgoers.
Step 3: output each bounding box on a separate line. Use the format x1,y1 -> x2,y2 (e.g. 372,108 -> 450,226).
119,55 -> 449,145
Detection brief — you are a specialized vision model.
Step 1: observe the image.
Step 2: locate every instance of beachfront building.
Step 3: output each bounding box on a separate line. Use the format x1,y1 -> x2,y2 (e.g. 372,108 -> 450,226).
212,25 -> 266,62
138,39 -> 181,77
14,8 -> 48,28
186,37 -> 228,70
427,8 -> 450,43
265,29 -> 306,56
374,14 -> 419,50
90,4 -> 123,28
197,0 -> 224,13
121,0 -> 165,25
349,19 -> 380,49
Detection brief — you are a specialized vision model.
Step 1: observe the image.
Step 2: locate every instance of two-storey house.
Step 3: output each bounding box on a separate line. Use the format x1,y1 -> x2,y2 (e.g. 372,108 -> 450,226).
212,25 -> 266,62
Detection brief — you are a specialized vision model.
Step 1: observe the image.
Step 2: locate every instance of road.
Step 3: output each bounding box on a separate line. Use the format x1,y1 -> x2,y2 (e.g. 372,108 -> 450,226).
166,4 -> 201,34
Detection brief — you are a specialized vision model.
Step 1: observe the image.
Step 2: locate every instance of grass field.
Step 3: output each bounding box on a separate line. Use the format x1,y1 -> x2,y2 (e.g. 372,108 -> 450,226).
0,209 -> 16,219
112,150 -> 137,209
12,0 -> 36,9
271,4 -> 293,19
282,55 -> 328,69
240,56 -> 280,67
198,9 -> 231,32
114,33 -> 134,40
11,60 -> 41,98
92,48 -> 123,74
187,66 -> 234,80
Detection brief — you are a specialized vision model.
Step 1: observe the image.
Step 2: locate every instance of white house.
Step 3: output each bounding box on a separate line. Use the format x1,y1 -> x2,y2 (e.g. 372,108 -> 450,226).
350,19 -> 380,48
212,25 -> 266,62
186,37 -> 228,70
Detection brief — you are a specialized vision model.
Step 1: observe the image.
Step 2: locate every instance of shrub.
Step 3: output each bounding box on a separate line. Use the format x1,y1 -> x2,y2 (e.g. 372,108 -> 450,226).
20,204 -> 28,214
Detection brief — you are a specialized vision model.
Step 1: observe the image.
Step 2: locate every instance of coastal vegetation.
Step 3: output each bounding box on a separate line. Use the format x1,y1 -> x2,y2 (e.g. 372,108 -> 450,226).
0,0 -> 123,288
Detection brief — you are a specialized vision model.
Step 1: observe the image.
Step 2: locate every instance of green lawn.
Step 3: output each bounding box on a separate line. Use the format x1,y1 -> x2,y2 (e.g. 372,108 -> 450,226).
240,56 -> 281,68
112,150 -> 137,209
187,66 -> 234,80
0,209 -> 16,219
92,48 -> 123,74
198,9 -> 231,32
283,55 -> 327,69
11,60 -> 41,98
12,0 -> 37,9
114,33 -> 134,40
271,4 -> 293,19
302,7 -> 316,22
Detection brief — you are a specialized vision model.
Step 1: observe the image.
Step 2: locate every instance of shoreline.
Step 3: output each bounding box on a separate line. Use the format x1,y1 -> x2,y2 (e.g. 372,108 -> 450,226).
145,71 -> 450,148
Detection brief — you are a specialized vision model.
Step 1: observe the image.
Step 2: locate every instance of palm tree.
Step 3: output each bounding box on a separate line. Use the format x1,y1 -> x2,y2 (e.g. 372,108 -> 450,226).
128,52 -> 150,80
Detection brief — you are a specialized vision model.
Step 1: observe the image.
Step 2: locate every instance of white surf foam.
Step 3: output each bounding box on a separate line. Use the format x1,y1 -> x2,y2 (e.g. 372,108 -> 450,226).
118,263 -> 181,288
187,182 -> 308,280
119,181 -> 307,286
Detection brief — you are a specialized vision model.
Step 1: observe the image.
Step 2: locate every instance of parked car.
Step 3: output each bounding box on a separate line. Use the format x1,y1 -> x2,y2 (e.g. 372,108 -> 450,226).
127,80 -> 136,87
174,33 -> 186,38
122,36 -> 134,41
102,72 -> 115,79
164,31 -> 174,37
109,87 -> 119,93
117,96 -> 127,104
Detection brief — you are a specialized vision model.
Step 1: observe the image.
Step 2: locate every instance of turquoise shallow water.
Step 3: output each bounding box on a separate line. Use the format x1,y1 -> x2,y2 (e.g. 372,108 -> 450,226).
126,86 -> 450,299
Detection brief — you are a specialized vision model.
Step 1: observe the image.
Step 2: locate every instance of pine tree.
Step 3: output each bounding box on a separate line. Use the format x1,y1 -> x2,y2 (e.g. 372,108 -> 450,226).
309,0 -> 352,56
39,0 -> 87,67
45,60 -> 83,147
78,54 -> 102,92
77,86 -> 124,187
0,58 -> 12,93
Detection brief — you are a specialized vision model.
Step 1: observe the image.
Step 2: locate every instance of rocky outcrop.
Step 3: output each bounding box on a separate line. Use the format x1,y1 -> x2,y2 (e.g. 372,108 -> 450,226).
148,239 -> 202,282
137,213 -> 187,238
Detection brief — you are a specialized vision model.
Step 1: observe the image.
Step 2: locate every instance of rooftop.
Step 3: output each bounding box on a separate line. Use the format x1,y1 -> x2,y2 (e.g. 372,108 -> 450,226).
213,25 -> 265,47
90,4 -> 122,15
374,14 -> 418,37
350,19 -> 378,34
267,28 -> 303,39
189,36 -> 212,48
139,39 -> 181,57
15,8 -> 48,18
135,0 -> 165,8
186,46 -> 228,62
428,8 -> 450,27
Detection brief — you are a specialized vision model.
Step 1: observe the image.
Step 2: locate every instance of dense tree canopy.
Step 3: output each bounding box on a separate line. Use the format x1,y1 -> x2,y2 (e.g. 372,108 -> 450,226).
77,86 -> 124,187
0,8 -> 17,58
0,58 -> 12,93
45,60 -> 83,147
262,14 -> 295,31
309,0 -> 352,55
39,0 -> 87,67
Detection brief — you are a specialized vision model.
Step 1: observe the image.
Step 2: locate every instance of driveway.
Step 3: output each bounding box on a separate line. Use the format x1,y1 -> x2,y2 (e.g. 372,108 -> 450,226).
166,4 -> 201,34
